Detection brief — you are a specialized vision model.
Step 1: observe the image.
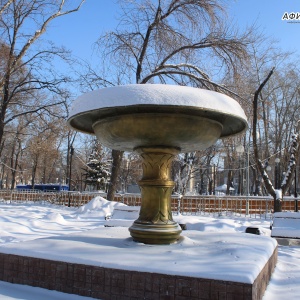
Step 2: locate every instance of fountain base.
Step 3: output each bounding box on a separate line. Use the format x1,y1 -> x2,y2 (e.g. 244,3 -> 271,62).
129,147 -> 182,244
129,222 -> 182,244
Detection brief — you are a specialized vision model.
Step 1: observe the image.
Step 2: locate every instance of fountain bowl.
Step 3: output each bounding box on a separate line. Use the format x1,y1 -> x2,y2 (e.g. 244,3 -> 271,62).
68,84 -> 247,244
68,84 -> 247,152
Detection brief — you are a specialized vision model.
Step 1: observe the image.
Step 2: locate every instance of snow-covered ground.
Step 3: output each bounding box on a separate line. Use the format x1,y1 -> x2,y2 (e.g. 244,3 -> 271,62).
0,197 -> 299,299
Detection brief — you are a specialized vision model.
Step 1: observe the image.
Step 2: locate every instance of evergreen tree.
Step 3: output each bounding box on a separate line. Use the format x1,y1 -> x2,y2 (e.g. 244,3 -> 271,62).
83,141 -> 111,191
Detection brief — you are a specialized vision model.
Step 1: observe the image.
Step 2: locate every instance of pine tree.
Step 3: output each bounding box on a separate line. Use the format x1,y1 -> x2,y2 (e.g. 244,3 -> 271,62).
83,141 -> 111,191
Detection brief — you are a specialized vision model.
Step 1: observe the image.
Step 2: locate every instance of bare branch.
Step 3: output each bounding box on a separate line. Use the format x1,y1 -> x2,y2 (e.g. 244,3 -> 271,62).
4,101 -> 65,125
0,0 -> 13,15
12,0 -> 86,71
141,67 -> 246,101
136,2 -> 162,83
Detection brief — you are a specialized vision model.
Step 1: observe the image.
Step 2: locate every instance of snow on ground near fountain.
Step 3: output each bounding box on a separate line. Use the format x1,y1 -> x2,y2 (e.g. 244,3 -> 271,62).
0,196 -> 299,299
0,226 -> 276,284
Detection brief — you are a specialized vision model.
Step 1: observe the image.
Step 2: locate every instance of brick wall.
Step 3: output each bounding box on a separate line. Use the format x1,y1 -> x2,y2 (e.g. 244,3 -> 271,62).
0,247 -> 277,300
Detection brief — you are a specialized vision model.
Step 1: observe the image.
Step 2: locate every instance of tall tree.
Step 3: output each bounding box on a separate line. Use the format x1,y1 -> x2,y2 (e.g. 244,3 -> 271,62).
253,69 -> 300,212
223,37 -> 300,198
83,140 -> 111,191
0,0 -> 85,147
86,0 -> 254,200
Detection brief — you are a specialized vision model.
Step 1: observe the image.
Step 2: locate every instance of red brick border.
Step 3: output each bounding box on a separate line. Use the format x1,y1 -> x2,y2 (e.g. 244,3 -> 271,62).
0,247 -> 277,300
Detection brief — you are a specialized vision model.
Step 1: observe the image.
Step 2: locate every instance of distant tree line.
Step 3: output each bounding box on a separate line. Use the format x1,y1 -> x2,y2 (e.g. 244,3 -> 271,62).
0,1 -> 299,212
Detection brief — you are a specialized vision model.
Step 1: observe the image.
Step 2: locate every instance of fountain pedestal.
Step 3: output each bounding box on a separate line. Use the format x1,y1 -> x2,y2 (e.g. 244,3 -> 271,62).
129,147 -> 181,244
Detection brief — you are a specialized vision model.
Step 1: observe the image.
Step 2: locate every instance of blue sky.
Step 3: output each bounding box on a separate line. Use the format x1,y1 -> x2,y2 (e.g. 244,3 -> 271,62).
45,0 -> 300,70
230,0 -> 300,52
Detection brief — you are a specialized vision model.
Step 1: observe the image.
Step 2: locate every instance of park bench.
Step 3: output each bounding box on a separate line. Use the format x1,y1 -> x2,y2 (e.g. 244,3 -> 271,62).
271,212 -> 300,246
104,206 -> 140,227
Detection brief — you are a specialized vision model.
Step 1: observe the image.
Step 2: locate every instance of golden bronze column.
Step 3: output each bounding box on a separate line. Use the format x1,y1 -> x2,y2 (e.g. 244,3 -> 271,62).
129,147 -> 182,244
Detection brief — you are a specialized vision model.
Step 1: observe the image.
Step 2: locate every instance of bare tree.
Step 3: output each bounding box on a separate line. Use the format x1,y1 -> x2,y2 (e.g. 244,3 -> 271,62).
119,152 -> 141,193
99,0 -> 254,86
222,36 -> 300,199
87,0 -> 254,200
253,68 -> 300,212
25,112 -> 63,187
0,0 -> 85,148
106,149 -> 124,200
173,152 -> 196,195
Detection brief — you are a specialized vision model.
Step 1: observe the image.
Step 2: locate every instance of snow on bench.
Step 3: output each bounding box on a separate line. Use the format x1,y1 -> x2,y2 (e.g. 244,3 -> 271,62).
271,212 -> 300,245
104,206 -> 140,227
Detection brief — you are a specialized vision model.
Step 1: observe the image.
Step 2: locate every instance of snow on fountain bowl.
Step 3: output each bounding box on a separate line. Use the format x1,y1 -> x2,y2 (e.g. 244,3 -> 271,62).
68,84 -> 248,152
68,84 -> 248,245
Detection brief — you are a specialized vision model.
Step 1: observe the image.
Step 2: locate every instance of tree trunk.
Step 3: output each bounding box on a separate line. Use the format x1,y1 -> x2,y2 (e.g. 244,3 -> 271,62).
252,68 -> 281,211
200,174 -> 204,195
208,178 -> 213,195
274,195 -> 282,212
31,163 -> 37,188
226,169 -> 233,195
0,120 -> 5,150
107,149 -> 124,201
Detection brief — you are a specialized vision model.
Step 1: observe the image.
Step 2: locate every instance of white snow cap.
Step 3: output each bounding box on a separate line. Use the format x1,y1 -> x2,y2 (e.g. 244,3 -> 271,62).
69,84 -> 247,120
68,84 -> 248,140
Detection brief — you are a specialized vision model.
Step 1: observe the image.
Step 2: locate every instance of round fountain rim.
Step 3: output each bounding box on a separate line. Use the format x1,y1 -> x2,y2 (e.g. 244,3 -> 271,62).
68,84 -> 248,138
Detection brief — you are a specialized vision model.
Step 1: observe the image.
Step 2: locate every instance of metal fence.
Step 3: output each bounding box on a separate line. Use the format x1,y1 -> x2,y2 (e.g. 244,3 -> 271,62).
175,195 -> 299,219
0,190 -> 298,219
175,196 -> 273,219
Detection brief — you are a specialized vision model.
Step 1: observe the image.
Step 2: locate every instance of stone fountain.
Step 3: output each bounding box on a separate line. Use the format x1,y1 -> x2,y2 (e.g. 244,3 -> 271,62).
68,84 -> 247,244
